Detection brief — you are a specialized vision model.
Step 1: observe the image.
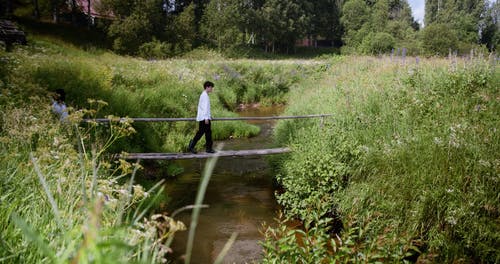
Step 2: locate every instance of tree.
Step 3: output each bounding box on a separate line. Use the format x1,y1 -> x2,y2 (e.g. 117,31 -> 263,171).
341,0 -> 370,47
170,0 -> 210,46
421,23 -> 459,55
341,0 -> 417,53
360,31 -> 395,53
308,0 -> 342,47
50,0 -> 62,23
3,0 -> 13,18
200,0 -> 242,51
165,2 -> 197,52
479,0 -> 499,51
238,0 -> 266,45
102,0 -> 166,54
425,0 -> 488,45
260,0 -> 310,53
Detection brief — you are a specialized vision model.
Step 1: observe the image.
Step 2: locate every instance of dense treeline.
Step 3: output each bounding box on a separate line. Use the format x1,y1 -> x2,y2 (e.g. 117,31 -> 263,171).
2,0 -> 498,56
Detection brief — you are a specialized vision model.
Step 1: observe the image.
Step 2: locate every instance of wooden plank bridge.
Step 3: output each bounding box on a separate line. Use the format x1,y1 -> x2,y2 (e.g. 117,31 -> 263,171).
84,114 -> 331,160
117,147 -> 291,160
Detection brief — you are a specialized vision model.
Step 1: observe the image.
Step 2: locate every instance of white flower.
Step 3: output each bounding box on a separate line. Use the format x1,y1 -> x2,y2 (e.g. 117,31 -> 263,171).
446,216 -> 457,225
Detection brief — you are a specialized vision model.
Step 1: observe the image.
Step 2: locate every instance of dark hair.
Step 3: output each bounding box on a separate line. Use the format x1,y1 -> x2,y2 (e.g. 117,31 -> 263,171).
54,89 -> 66,102
203,81 -> 214,89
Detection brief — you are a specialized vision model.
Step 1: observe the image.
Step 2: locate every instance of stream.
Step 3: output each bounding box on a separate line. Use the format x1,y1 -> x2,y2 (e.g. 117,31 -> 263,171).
165,106 -> 284,264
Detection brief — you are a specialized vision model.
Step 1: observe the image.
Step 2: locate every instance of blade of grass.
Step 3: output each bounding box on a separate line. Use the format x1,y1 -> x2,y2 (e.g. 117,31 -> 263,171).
74,124 -> 88,205
117,159 -> 141,225
90,149 -> 100,199
30,152 -> 62,229
10,212 -> 58,263
214,232 -> 238,264
171,204 -> 210,218
131,178 -> 166,225
131,184 -> 165,226
185,144 -> 223,264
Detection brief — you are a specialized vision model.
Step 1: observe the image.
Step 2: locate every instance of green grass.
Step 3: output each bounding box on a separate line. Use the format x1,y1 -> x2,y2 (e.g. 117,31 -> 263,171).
2,34 -> 327,153
267,56 -> 499,263
0,32 -> 334,263
5,25 -> 497,263
0,99 -> 170,263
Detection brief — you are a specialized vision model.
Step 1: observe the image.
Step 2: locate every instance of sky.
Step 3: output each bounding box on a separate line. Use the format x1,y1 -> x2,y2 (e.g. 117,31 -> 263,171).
408,0 -> 425,26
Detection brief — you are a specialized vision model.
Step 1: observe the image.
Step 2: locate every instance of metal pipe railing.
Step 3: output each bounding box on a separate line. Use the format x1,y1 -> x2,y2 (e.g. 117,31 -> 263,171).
83,114 -> 332,123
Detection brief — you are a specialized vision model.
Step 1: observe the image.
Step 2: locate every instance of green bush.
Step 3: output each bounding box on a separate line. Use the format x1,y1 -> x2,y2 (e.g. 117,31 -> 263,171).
275,124 -> 360,222
138,39 -> 175,59
421,23 -> 459,56
360,32 -> 396,54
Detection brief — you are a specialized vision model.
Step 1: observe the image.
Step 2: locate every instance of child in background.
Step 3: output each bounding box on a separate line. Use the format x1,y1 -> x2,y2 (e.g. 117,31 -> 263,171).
52,88 -> 68,121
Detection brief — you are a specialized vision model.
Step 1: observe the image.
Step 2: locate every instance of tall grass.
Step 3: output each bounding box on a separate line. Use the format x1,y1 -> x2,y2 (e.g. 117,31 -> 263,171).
2,37 -> 326,154
268,56 -> 499,262
0,98 -> 186,263
0,34 -> 335,263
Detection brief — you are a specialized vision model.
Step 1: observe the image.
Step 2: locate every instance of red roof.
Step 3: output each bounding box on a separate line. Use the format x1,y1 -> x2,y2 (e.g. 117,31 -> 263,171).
75,0 -> 114,19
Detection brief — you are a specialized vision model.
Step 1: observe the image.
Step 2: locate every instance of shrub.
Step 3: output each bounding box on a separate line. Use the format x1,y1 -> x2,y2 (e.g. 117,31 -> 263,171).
421,23 -> 459,56
138,39 -> 175,59
360,32 -> 395,54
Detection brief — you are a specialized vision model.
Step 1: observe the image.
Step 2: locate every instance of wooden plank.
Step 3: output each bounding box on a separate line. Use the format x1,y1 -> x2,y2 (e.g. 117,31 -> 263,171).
83,114 -> 332,123
116,147 -> 291,160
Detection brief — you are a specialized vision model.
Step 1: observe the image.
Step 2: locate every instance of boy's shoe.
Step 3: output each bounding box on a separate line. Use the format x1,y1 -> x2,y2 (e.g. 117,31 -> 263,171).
206,149 -> 216,153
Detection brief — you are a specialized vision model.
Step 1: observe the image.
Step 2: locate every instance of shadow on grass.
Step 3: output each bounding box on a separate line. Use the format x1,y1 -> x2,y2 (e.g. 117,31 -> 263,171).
15,16 -> 111,50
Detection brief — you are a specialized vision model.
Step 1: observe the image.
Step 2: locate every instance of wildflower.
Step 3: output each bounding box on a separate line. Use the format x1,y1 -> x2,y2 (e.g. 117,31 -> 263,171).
446,216 -> 457,225
433,137 -> 443,145
360,145 -> 370,153
478,160 -> 490,167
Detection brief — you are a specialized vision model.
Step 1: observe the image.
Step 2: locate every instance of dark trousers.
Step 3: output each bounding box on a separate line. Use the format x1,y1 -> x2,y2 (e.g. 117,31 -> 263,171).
192,120 -> 213,150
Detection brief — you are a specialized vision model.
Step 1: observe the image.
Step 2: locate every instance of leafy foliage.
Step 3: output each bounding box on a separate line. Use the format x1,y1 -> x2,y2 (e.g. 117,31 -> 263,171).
341,0 -> 416,54
7,0 -> 500,56
200,0 -> 242,51
421,23 -> 459,55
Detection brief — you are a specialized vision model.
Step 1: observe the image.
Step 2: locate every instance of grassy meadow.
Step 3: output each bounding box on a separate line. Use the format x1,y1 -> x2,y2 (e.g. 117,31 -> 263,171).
1,32 -> 499,263
264,55 -> 499,263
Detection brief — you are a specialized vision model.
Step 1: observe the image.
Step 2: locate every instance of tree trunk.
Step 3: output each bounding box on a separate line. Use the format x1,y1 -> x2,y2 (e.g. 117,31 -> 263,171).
33,0 -> 40,19
5,0 -> 12,18
52,0 -> 59,23
71,0 -> 77,25
87,0 -> 92,27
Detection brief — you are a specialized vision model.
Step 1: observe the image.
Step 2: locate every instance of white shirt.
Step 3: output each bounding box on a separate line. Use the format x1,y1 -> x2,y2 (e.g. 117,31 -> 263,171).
52,101 -> 68,121
196,90 -> 211,121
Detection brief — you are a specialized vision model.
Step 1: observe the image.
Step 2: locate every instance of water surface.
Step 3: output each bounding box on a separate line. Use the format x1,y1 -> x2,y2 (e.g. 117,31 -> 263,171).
166,106 -> 284,264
